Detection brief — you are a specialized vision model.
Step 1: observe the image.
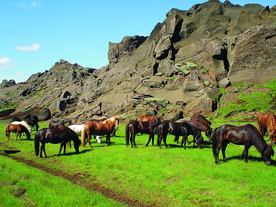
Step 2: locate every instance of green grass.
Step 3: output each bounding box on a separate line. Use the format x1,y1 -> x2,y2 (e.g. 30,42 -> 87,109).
1,120 -> 276,206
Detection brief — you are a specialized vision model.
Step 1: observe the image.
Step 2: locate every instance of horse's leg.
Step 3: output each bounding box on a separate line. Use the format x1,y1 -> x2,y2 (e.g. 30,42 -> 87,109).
174,135 -> 180,143
215,143 -> 222,164
105,134 -> 110,146
163,134 -> 168,148
57,143 -> 64,157
132,134 -> 137,148
41,143 -> 48,158
242,143 -> 252,162
88,133 -> 92,147
181,136 -> 187,149
145,134 -> 152,147
221,142 -> 228,162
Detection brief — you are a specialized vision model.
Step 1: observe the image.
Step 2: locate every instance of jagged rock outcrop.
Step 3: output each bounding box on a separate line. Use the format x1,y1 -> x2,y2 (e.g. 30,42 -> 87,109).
0,0 -> 276,123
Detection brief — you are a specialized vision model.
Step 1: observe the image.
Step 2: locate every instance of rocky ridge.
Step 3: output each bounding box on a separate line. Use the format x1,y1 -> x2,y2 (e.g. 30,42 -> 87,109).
1,0 -> 276,123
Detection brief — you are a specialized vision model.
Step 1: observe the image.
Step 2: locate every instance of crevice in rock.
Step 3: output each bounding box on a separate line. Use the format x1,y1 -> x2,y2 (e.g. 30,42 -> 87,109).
212,48 -> 229,73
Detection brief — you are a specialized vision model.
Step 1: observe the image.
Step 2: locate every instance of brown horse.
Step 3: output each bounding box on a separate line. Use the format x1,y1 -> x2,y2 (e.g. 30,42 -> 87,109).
137,116 -> 161,123
257,112 -> 276,145
190,114 -> 212,141
82,116 -> 119,147
212,124 -> 274,165
34,126 -> 81,158
155,120 -> 203,149
4,124 -> 31,141
49,120 -> 65,128
125,120 -> 160,148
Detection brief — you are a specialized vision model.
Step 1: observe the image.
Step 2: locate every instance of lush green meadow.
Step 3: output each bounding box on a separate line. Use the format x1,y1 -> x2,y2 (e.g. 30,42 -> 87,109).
0,119 -> 276,207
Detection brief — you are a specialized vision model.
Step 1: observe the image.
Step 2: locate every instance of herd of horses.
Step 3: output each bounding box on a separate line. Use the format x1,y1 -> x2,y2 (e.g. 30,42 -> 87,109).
3,112 -> 276,165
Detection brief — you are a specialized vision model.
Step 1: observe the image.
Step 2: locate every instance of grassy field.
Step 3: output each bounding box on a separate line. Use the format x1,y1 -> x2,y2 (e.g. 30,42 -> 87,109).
0,119 -> 276,207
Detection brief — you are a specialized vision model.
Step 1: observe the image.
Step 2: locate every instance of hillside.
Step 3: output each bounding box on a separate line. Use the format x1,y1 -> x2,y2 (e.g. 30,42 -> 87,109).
1,0 -> 276,123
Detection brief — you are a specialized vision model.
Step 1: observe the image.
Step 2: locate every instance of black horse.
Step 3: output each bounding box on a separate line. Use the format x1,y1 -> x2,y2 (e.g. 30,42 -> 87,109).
49,120 -> 65,128
25,118 -> 39,131
212,124 -> 274,165
125,120 -> 160,148
155,120 -> 203,149
34,126 -> 81,158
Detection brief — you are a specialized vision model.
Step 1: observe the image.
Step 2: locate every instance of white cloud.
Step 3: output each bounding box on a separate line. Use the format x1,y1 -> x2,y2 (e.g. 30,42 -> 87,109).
15,43 -> 40,51
31,1 -> 41,7
0,56 -> 14,70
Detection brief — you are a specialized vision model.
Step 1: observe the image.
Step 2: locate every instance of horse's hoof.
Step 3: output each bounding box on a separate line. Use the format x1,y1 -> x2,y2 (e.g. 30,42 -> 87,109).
265,161 -> 272,165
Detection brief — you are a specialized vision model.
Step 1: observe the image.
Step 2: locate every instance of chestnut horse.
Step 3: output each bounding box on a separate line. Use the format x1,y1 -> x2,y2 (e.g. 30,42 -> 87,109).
4,123 -> 31,141
155,120 -> 203,149
257,112 -> 276,145
125,120 -> 160,148
137,116 -> 161,123
82,116 -> 119,147
34,126 -> 81,158
190,114 -> 212,141
212,124 -> 274,165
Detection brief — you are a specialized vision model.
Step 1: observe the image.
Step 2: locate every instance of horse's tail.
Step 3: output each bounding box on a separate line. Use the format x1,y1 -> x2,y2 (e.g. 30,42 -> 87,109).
34,132 -> 39,156
125,123 -> 130,146
4,125 -> 9,138
80,125 -> 86,147
211,128 -> 218,158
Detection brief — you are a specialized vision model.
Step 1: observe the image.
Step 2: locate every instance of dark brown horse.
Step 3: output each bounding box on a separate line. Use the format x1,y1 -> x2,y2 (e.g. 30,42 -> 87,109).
155,121 -> 203,149
4,124 -> 31,141
49,120 -> 65,128
190,114 -> 212,141
125,120 -> 160,148
82,116 -> 119,147
257,112 -> 276,145
212,124 -> 274,165
34,126 -> 81,158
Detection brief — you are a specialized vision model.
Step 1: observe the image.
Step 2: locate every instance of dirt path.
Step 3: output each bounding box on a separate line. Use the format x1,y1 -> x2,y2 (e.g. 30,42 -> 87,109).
0,144 -> 157,207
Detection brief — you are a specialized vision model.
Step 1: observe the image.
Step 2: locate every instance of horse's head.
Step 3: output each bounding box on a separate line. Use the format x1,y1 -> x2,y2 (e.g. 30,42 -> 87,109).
263,145 -> 274,165
205,127 -> 213,141
112,116 -> 120,129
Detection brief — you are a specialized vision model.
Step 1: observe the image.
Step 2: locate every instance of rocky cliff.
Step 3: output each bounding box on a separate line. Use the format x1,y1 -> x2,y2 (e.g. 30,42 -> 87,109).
1,0 -> 276,123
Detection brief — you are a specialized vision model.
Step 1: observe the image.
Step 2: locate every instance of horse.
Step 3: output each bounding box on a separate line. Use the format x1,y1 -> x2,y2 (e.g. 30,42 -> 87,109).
82,116 -> 119,147
11,116 -> 21,122
49,120 -> 65,128
34,126 -> 81,158
4,123 -> 31,141
155,121 -> 203,149
90,116 -> 116,141
190,114 -> 212,141
125,120 -> 160,148
137,116 -> 161,123
25,118 -> 39,131
257,112 -> 276,145
212,124 -> 274,165
11,120 -> 32,133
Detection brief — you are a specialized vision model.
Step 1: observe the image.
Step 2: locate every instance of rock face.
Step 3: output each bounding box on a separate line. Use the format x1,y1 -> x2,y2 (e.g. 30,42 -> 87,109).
1,0 -> 276,123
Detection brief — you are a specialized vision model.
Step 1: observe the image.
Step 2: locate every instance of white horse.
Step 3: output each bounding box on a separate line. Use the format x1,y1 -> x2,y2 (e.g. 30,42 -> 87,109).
68,124 -> 101,144
11,120 -> 32,133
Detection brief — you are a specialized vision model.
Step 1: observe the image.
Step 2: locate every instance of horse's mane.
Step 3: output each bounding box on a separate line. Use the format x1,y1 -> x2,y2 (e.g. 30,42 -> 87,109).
104,116 -> 119,123
244,124 -> 268,154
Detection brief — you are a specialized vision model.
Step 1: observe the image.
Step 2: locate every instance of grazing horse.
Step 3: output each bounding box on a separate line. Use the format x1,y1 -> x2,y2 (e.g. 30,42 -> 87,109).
34,126 -> 81,158
125,120 -> 160,148
11,120 -> 32,133
212,124 -> 274,165
190,114 -> 212,141
82,116 -> 119,147
156,121 -> 203,149
257,112 -> 276,145
25,118 -> 39,131
4,124 -> 31,141
11,116 -> 21,122
49,120 -> 65,128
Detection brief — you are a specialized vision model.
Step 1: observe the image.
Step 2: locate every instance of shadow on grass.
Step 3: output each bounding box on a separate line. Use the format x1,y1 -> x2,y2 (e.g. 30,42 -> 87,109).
216,155 -> 276,166
1,149 -> 21,155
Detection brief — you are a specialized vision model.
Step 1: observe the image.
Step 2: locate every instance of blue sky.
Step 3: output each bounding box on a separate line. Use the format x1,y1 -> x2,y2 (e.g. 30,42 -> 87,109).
1,0 -> 275,83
